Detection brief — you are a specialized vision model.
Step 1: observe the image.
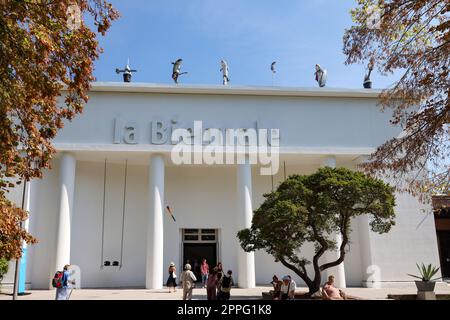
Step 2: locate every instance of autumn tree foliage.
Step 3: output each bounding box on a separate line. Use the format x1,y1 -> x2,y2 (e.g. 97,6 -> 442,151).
0,0 -> 118,260
343,0 -> 449,197
238,168 -> 396,295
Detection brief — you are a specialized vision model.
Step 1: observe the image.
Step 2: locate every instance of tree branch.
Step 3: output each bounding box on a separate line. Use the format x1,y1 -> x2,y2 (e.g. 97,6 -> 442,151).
279,256 -> 314,289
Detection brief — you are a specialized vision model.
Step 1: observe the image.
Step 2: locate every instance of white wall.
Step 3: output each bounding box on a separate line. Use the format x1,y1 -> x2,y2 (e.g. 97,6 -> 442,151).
19,88 -> 440,289
71,160 -> 148,288
367,191 -> 440,285
164,165 -> 239,285
24,159 -> 365,288
54,92 -> 400,150
24,157 -> 441,289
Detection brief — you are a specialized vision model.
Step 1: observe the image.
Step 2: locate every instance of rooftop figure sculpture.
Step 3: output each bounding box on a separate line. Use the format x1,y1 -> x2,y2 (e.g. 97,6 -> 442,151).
220,60 -> 230,85
171,59 -> 188,84
314,64 -> 327,87
363,58 -> 375,89
270,61 -> 277,86
271,61 -> 277,74
115,61 -> 137,83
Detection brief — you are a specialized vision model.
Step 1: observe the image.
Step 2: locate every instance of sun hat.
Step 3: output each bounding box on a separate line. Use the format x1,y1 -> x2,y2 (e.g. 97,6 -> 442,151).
170,262 -> 175,267
282,275 -> 290,281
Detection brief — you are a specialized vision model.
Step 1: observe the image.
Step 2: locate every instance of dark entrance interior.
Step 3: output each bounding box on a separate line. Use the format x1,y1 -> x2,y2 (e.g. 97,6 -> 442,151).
433,196 -> 450,279
437,231 -> 450,278
183,243 -> 217,282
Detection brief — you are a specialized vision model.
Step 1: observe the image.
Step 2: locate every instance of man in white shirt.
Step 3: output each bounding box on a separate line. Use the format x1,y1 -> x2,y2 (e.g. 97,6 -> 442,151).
280,275 -> 296,300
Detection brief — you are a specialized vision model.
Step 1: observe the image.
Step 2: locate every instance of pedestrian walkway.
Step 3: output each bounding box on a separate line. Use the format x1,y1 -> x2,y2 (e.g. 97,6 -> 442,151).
1,284 -> 449,300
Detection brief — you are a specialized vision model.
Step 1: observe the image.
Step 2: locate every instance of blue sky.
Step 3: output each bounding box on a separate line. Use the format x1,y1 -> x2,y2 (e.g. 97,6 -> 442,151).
92,0 -> 400,89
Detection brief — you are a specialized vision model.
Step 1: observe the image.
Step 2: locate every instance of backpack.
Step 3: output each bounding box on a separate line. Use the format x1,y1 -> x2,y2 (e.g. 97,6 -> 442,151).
221,275 -> 232,289
52,271 -> 65,288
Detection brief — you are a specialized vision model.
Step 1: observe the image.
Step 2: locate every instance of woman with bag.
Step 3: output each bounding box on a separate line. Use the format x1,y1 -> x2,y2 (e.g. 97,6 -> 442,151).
166,262 -> 177,293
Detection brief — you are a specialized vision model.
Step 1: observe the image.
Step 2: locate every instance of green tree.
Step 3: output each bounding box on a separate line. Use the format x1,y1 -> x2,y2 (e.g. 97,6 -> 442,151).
0,257 -> 8,286
238,167 -> 396,295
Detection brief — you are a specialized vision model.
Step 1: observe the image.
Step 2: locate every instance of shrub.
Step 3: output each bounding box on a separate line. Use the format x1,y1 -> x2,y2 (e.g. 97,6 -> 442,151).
0,258 -> 9,287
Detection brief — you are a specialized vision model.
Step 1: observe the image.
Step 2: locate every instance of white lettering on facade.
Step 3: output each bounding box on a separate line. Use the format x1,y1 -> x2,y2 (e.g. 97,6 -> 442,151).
113,118 -> 280,175
151,119 -> 169,144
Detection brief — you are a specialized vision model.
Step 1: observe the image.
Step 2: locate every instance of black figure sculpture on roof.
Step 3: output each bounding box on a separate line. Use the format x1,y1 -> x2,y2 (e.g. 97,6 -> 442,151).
363,58 -> 375,89
171,59 -> 188,84
116,60 -> 137,83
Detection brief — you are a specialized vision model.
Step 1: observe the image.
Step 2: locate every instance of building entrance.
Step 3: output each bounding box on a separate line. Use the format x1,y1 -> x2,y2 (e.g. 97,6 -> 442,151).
182,229 -> 218,282
433,196 -> 450,279
437,231 -> 450,278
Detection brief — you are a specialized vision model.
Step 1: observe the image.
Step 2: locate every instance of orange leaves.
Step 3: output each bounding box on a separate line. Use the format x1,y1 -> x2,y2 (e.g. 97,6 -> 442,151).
0,196 -> 37,260
0,0 -> 118,259
343,0 -> 449,199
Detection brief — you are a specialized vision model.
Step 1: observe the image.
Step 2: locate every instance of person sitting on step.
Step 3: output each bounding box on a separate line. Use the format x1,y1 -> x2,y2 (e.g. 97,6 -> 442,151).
322,275 -> 347,300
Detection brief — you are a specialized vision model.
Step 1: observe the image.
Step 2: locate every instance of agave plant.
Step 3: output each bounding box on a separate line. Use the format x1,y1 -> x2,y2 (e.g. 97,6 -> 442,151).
408,263 -> 441,282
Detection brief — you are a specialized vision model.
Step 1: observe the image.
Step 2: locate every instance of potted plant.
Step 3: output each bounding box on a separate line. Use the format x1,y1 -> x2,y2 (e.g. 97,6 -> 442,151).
408,263 -> 441,292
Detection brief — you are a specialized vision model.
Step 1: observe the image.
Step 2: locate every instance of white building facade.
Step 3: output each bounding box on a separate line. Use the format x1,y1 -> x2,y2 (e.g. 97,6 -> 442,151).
5,83 -> 442,289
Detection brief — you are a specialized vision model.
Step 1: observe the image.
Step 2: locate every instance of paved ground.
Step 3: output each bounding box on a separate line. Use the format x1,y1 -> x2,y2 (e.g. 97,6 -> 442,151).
1,284 -> 449,300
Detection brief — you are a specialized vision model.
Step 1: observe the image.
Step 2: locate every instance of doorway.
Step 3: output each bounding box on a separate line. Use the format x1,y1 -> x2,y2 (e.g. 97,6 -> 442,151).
182,229 -> 218,282
437,231 -> 450,278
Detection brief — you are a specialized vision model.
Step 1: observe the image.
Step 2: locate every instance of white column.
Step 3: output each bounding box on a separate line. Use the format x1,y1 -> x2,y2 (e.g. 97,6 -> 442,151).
354,155 -> 380,288
54,153 -> 76,273
322,156 -> 346,288
357,215 -> 380,288
146,154 -> 165,289
237,162 -> 256,288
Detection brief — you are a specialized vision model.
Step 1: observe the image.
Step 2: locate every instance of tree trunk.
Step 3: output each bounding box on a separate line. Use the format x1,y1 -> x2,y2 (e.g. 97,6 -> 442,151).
279,257 -> 316,296
305,283 -> 321,297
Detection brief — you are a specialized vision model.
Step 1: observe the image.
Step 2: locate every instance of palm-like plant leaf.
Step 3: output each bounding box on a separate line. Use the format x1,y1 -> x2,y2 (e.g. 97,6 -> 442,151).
407,274 -> 424,280
410,263 -> 441,281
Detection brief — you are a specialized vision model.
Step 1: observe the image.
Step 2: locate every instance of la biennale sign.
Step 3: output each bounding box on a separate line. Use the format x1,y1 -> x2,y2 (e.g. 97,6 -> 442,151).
113,118 -> 280,174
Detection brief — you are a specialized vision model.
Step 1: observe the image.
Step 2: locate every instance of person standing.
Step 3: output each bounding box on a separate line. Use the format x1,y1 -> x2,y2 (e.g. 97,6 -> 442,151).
181,263 -> 197,300
216,262 -> 224,281
166,262 -> 177,293
206,267 -> 218,300
218,270 -> 234,300
200,258 -> 209,288
216,262 -> 224,296
193,259 -> 200,285
53,264 -> 75,300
